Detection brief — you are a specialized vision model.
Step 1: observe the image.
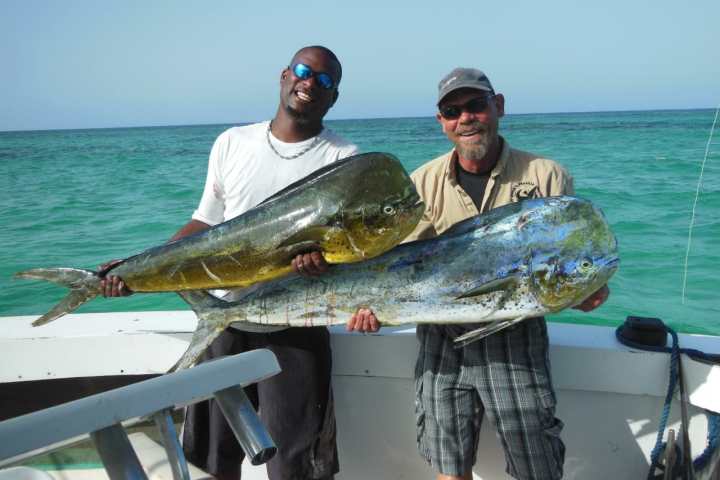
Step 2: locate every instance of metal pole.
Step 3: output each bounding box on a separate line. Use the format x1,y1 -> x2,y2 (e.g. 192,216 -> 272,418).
678,357 -> 696,480
90,424 -> 148,480
153,409 -> 191,480
664,429 -> 676,480
214,385 -> 277,465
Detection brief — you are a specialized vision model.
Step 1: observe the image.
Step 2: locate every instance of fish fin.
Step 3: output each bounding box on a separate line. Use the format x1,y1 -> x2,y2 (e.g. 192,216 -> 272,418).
15,268 -> 100,326
277,227 -> 338,251
453,316 -> 528,348
455,276 -> 519,300
177,290 -> 226,312
225,321 -> 288,334
255,154 -> 368,206
439,202 -> 525,239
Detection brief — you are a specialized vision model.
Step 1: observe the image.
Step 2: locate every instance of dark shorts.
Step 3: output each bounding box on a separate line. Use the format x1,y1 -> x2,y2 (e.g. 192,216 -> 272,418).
182,326 -> 337,480
415,318 -> 565,480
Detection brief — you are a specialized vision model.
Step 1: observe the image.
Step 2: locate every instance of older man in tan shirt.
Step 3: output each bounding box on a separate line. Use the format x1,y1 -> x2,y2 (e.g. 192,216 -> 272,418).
348,68 -> 608,480
406,137 -> 575,241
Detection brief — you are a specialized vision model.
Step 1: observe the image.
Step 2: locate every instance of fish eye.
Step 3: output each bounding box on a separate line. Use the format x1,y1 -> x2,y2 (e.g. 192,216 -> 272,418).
383,205 -> 396,215
580,258 -> 593,269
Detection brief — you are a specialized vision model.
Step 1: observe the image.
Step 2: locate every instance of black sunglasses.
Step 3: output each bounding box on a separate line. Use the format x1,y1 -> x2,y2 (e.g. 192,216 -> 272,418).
439,95 -> 494,120
290,63 -> 335,90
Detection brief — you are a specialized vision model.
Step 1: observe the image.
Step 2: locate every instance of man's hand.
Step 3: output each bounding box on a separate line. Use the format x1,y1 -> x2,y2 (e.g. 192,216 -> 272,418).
346,308 -> 381,333
98,260 -> 133,297
292,251 -> 329,277
573,284 -> 609,312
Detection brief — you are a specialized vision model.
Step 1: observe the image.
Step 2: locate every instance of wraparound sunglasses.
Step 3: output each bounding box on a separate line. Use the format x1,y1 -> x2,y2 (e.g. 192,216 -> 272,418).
290,63 -> 335,90
439,95 -> 494,120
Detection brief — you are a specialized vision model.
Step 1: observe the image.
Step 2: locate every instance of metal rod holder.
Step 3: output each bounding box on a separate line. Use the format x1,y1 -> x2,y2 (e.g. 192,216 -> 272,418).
90,423 -> 148,480
153,409 -> 191,480
214,385 -> 277,465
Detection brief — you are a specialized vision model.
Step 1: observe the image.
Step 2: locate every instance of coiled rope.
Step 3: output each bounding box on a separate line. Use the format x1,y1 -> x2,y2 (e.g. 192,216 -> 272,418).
616,321 -> 720,478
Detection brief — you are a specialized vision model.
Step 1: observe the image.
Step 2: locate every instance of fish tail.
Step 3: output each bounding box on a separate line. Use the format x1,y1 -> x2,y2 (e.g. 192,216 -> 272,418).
172,290 -> 286,371
169,290 -> 228,372
167,323 -> 226,373
177,289 -> 288,334
15,268 -> 100,326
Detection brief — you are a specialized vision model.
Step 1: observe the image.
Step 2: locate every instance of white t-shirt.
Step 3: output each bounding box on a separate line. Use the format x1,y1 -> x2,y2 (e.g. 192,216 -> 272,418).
193,121 -> 359,225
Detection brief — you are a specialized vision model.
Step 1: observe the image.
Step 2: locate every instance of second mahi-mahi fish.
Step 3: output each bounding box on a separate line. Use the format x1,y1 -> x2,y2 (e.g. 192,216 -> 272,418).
16,152 -> 424,326
172,196 -> 619,369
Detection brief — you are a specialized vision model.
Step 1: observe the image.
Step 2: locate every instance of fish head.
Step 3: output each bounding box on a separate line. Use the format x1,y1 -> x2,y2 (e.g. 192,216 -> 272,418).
528,197 -> 619,311
335,153 -> 424,260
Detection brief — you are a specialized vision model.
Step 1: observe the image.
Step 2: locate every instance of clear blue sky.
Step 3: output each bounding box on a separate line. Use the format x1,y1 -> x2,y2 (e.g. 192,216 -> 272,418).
2,0 -> 718,131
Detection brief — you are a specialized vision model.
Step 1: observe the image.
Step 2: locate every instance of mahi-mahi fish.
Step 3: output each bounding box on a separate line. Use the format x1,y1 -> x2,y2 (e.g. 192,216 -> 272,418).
16,152 -> 424,326
172,196 -> 619,369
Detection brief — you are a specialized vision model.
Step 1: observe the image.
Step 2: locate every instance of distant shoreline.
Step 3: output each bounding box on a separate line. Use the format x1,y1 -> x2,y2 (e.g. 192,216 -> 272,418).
1,107 -> 716,134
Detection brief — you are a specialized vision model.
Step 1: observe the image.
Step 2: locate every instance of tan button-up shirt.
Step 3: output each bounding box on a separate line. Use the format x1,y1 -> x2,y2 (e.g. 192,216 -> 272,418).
405,137 -> 574,242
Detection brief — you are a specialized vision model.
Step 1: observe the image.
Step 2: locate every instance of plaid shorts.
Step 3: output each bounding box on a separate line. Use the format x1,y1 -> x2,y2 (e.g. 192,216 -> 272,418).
415,318 -> 565,479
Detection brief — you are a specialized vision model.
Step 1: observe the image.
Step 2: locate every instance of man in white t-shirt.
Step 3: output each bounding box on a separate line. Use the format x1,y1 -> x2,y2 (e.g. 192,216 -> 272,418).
101,46 -> 358,480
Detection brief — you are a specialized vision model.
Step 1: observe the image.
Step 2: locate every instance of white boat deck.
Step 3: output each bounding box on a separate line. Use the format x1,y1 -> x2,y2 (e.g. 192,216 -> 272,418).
2,311 -> 719,479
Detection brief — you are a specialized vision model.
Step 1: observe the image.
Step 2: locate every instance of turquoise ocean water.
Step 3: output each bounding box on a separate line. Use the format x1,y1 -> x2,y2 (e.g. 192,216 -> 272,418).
1,110 -> 718,335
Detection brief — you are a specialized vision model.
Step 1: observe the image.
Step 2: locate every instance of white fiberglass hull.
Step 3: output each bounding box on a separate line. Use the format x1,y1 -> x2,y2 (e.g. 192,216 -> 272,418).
2,312 -> 719,479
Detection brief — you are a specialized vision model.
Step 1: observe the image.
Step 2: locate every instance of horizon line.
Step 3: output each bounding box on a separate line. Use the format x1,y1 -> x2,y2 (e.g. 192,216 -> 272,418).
1,106 -> 715,134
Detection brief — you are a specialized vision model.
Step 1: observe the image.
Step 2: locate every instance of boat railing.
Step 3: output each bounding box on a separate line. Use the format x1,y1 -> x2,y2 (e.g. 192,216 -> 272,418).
0,349 -> 281,479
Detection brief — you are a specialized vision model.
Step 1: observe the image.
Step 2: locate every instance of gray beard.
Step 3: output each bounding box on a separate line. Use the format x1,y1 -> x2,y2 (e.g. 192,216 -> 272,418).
455,139 -> 489,161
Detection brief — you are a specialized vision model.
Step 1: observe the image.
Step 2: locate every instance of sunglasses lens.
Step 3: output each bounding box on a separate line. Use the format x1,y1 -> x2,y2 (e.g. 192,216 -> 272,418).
316,73 -> 334,90
292,64 -> 334,90
466,97 -> 490,113
440,105 -> 461,119
293,63 -> 312,79
440,96 -> 492,119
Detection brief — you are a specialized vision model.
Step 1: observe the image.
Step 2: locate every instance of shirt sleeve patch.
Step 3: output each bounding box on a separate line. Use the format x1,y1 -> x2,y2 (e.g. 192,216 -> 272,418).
511,182 -> 539,202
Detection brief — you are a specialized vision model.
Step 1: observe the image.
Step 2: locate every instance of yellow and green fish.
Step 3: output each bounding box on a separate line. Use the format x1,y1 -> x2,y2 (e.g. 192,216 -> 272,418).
16,152 -> 424,326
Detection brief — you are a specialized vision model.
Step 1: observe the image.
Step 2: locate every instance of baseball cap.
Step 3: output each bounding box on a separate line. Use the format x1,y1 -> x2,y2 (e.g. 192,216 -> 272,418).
437,68 -> 494,104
